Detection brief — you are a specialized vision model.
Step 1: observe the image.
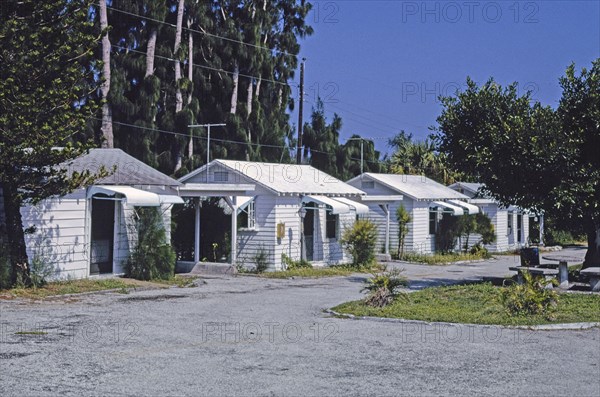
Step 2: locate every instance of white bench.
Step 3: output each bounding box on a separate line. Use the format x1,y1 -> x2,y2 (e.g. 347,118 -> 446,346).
580,267 -> 600,292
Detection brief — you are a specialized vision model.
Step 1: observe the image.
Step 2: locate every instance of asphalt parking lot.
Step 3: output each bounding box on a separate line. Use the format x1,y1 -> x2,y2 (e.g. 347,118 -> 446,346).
1,263 -> 599,397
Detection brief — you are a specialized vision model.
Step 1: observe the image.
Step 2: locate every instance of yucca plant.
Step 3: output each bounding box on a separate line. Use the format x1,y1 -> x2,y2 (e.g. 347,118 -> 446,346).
500,270 -> 559,317
362,268 -> 408,307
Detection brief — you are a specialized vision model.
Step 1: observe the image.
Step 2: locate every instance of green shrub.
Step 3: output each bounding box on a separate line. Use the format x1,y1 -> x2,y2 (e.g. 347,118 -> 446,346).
0,245 -> 13,289
341,219 -> 378,268
252,246 -> 270,273
469,243 -> 490,258
125,207 -> 176,280
396,205 -> 411,260
362,268 -> 408,307
281,253 -> 312,270
29,254 -> 54,288
499,270 -> 559,318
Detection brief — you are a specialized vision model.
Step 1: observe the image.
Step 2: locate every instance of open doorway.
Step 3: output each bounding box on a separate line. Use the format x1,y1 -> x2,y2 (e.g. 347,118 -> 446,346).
90,197 -> 115,275
303,203 -> 316,261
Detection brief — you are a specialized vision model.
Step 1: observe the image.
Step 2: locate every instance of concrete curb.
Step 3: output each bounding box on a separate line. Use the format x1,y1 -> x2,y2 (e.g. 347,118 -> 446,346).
324,309 -> 600,331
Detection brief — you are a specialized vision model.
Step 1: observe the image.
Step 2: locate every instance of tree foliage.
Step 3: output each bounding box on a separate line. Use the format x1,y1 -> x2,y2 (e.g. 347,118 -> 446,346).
0,0 -> 102,285
434,60 -> 599,267
125,207 -> 176,280
99,0 -> 314,175
388,131 -> 458,185
395,204 -> 411,259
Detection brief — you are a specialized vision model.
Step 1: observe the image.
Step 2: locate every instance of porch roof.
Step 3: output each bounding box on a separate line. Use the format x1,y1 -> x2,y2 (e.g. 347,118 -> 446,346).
177,183 -> 255,197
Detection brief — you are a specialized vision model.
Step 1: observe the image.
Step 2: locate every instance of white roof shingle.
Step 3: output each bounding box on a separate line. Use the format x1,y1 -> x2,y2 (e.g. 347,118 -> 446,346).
353,173 -> 469,201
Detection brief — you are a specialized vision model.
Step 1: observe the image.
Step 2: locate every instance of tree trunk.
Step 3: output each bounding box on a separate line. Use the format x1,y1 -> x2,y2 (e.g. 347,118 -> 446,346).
174,0 -> 184,113
187,19 -> 193,105
145,27 -> 157,78
99,0 -> 113,148
583,216 -> 600,269
187,18 -> 194,159
230,63 -> 239,114
255,76 -> 262,100
246,78 -> 253,116
1,182 -> 29,286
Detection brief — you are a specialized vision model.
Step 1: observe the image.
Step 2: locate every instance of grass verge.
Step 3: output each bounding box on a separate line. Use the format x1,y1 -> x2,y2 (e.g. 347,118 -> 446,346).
0,276 -> 199,300
332,283 -> 600,326
260,265 -> 376,279
398,252 -> 489,265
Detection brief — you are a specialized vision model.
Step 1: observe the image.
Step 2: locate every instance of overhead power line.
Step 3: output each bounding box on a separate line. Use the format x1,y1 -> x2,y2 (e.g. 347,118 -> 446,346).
103,4 -> 298,59
111,45 -> 295,87
96,119 -> 387,166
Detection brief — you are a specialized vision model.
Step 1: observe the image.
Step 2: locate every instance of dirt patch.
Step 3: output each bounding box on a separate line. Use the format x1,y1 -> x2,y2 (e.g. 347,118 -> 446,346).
0,352 -> 34,359
119,294 -> 187,302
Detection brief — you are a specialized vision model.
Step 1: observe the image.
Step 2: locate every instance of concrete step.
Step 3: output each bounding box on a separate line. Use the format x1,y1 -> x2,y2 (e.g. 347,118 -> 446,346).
177,261 -> 237,275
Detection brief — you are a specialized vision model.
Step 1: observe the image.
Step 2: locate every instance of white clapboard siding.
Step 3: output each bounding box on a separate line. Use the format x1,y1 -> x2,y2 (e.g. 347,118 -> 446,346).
333,211 -> 353,264
21,191 -> 89,280
237,193 -> 277,270
409,201 -> 435,254
274,196 -> 303,270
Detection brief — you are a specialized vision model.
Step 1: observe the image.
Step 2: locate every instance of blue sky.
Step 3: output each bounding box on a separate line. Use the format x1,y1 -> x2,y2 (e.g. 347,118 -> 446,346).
292,0 -> 600,155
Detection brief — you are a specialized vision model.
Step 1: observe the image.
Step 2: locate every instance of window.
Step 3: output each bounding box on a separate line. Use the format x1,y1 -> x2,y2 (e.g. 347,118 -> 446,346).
214,171 -> 229,182
429,208 -> 438,235
517,214 -> 523,243
507,211 -> 513,236
238,200 -> 256,229
361,181 -> 375,189
326,211 -> 338,239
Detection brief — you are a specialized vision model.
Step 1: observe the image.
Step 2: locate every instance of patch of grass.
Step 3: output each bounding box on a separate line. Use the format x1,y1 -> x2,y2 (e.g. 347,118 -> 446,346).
1,278 -> 134,299
15,331 -> 48,335
0,275 -> 200,300
260,265 -> 379,279
332,283 -> 600,326
147,275 -> 198,288
399,252 -> 488,265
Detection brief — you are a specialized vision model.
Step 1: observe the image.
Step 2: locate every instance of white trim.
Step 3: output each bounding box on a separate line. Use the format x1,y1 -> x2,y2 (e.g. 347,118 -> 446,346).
359,195 -> 404,202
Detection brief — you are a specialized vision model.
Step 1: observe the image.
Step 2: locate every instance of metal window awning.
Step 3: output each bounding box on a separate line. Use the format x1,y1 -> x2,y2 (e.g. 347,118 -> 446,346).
218,196 -> 255,215
235,196 -> 255,212
430,200 -> 465,216
448,200 -> 480,215
302,195 -> 351,214
88,185 -> 183,207
158,194 -> 184,205
331,197 -> 370,215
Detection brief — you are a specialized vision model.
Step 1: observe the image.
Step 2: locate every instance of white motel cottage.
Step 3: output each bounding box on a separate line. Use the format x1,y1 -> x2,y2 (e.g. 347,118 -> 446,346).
347,173 -> 480,255
178,160 -> 369,271
448,182 -> 536,251
7,149 -> 183,280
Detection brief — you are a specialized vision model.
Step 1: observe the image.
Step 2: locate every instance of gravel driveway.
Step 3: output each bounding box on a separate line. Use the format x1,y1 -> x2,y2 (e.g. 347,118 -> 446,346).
1,254 -> 599,396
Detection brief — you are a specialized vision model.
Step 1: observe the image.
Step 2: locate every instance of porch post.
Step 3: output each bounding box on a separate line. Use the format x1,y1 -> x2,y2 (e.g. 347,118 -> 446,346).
231,197 -> 238,264
539,213 -> 545,246
194,198 -> 201,263
385,204 -> 390,255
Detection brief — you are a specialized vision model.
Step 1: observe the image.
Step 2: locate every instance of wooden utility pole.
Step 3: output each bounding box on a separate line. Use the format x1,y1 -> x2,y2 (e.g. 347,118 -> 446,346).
296,59 -> 305,164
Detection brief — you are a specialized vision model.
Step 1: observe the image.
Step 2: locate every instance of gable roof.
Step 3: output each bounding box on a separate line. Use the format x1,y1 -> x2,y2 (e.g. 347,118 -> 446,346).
64,149 -> 181,187
181,159 -> 365,196
349,173 -> 468,201
449,182 -> 484,195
